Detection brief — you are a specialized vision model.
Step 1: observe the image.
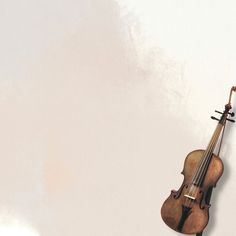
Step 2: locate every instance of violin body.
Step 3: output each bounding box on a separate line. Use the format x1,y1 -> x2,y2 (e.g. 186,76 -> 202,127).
161,87 -> 236,235
161,149 -> 223,234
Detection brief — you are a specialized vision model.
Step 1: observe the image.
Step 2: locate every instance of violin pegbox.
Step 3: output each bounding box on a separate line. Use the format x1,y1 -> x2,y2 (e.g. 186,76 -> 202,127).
211,110 -> 235,123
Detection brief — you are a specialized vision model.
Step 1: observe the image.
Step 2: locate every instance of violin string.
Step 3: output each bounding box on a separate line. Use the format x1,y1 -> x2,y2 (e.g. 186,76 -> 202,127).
192,124 -> 221,186
187,132 -> 218,207
184,147 -> 213,208
187,129 -> 217,200
184,126 -> 222,207
191,140 -> 213,185
190,126 -> 222,207
195,125 -> 221,184
188,134 -> 217,206
194,120 -> 228,209
190,111 -> 227,207
183,108 -> 230,208
192,129 -> 219,192
184,109 -> 228,207
196,126 -> 222,186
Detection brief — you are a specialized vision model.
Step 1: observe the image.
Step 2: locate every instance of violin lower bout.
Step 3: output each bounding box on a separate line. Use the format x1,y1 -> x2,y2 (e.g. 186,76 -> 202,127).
161,149 -> 224,234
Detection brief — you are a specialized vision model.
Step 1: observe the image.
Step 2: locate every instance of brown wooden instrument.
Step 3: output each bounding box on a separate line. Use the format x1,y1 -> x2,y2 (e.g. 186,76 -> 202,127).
161,86 -> 236,235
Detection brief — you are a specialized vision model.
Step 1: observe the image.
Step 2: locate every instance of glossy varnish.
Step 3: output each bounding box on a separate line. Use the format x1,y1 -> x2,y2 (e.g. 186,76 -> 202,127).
161,86 -> 236,235
161,150 -> 223,234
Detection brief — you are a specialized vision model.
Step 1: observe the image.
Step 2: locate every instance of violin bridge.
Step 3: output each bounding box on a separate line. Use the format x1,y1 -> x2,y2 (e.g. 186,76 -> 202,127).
184,194 -> 196,200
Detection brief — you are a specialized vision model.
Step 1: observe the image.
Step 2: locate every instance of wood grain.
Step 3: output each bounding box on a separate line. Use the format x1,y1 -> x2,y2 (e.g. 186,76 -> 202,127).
161,150 -> 223,234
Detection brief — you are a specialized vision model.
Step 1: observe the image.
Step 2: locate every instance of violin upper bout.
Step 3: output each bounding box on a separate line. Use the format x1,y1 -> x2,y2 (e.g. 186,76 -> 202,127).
203,155 -> 224,187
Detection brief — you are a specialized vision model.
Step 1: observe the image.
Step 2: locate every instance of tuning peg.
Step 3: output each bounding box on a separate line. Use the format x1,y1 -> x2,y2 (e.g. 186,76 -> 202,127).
215,110 -> 223,115
226,118 -> 235,123
215,110 -> 235,117
211,116 -> 220,121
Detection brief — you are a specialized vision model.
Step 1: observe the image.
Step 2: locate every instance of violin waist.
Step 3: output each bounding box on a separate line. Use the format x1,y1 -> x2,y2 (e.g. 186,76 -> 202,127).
161,149 -> 223,234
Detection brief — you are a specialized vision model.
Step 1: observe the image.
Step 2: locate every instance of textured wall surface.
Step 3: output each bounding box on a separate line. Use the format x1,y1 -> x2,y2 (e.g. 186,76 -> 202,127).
0,0 -> 236,235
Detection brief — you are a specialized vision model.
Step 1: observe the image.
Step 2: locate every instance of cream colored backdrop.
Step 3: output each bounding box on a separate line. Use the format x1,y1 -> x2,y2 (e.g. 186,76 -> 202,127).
0,0 -> 236,235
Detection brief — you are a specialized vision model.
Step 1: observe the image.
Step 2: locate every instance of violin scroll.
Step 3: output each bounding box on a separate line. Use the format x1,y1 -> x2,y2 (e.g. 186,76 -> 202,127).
227,86 -> 236,106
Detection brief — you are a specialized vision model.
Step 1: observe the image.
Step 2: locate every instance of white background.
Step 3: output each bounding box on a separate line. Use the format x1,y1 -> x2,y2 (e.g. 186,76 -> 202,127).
0,0 -> 236,235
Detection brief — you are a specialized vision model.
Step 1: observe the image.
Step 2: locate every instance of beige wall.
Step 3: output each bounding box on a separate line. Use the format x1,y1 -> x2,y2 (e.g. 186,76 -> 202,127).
0,0 -> 236,235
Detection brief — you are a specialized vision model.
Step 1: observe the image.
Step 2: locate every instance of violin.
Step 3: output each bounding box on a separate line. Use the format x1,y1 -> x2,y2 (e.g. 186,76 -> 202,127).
161,86 -> 236,235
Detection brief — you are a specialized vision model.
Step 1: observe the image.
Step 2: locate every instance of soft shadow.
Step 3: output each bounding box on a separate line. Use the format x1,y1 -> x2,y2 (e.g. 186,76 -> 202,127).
202,120 -> 234,235
203,159 -> 230,236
